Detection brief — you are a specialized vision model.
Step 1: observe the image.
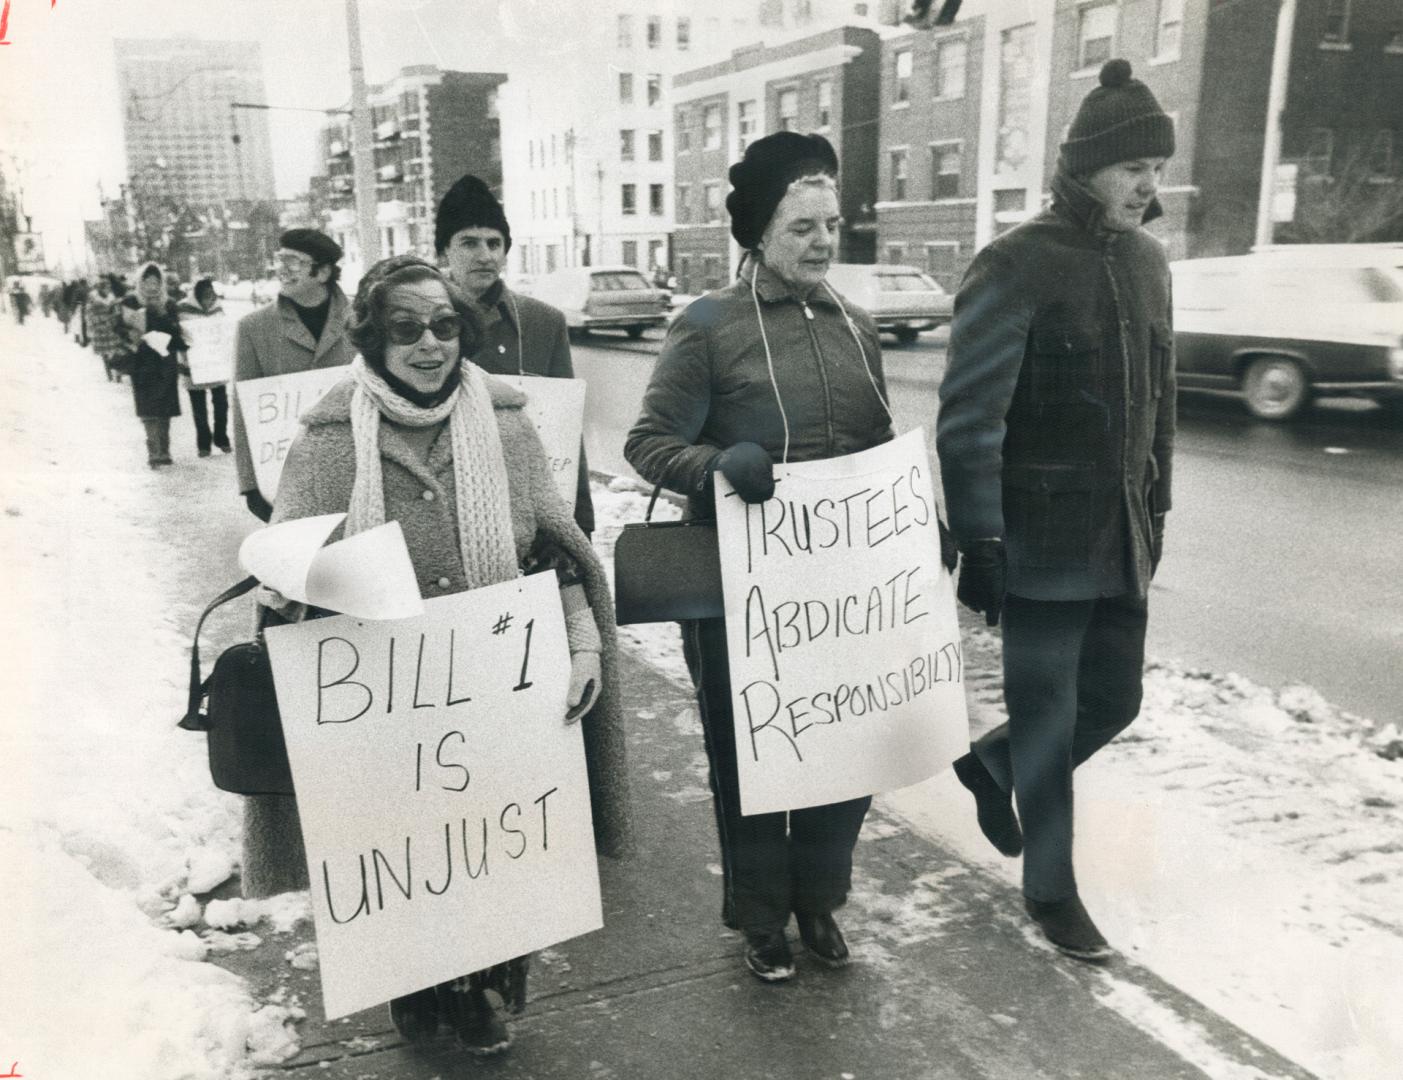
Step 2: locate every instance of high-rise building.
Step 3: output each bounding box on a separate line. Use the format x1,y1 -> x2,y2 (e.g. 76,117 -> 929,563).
115,38 -> 276,207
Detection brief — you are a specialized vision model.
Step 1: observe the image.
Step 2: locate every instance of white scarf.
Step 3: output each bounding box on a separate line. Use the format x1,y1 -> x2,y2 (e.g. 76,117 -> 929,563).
346,357 -> 519,590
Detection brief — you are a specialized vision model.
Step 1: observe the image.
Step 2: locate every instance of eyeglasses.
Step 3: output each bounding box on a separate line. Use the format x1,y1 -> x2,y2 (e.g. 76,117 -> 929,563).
275,252 -> 313,270
386,315 -> 462,345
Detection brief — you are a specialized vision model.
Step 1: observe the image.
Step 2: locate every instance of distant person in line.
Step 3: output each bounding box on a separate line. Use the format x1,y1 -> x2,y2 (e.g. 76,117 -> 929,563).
177,278 -> 232,457
8,280 -> 31,325
86,276 -> 124,381
111,262 -> 189,468
244,254 -> 631,1055
434,173 -> 595,536
230,228 -> 354,521
937,59 -> 1177,962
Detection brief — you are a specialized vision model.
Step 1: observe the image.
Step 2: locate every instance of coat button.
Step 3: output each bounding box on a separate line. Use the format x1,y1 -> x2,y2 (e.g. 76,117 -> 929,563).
497,344 -> 506,354
437,577 -> 451,589
422,489 -> 435,501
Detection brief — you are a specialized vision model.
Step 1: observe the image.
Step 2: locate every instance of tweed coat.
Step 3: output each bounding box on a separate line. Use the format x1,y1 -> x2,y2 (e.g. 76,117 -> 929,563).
86,293 -> 123,357
230,286 -> 355,494
241,372 -> 632,898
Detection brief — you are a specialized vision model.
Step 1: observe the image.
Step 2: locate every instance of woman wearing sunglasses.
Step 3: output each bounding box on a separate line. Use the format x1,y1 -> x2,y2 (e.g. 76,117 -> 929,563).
241,254 -> 631,1055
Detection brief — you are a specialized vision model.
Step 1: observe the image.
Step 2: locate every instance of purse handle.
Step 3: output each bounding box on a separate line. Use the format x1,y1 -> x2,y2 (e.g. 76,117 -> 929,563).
178,575 -> 260,731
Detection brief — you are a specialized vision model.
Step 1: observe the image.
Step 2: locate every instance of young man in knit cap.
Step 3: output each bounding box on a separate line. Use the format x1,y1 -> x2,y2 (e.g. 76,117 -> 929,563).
435,174 -> 594,536
936,59 -> 1176,962
230,228 -> 355,521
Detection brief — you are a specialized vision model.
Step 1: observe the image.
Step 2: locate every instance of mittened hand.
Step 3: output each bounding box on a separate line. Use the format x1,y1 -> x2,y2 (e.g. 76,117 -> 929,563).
715,441 -> 775,504
565,651 -> 602,724
956,539 -> 1007,627
244,490 -> 274,523
938,517 -> 958,573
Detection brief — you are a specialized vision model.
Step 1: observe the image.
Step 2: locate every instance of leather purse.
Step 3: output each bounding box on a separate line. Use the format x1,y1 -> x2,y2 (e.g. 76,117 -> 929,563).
178,576 -> 295,796
613,484 -> 724,625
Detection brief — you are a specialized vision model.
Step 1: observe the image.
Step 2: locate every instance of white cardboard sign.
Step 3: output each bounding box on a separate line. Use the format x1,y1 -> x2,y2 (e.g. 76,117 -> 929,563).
715,428 -> 969,816
236,367 -> 350,502
494,375 -> 586,511
182,314 -> 235,386
265,572 -> 600,1020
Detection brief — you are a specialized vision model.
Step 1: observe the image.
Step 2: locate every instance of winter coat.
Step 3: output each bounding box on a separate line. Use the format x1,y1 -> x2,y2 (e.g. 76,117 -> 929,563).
470,280 -> 595,535
936,166 -> 1176,602
624,259 -> 893,517
87,294 -> 122,357
241,373 -> 633,898
230,286 -> 355,494
176,298 -> 230,391
111,298 -> 187,419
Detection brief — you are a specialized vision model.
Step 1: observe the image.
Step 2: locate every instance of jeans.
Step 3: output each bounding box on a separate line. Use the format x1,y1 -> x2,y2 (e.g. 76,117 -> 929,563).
188,386 -> 229,453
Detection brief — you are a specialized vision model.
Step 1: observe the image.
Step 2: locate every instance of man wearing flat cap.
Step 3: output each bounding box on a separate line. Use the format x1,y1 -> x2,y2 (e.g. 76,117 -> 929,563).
435,174 -> 594,536
230,228 -> 355,521
937,59 -> 1177,962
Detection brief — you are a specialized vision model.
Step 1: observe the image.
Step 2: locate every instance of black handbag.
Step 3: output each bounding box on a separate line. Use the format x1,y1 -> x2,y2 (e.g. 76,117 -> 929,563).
613,484 -> 724,625
178,576 -> 295,796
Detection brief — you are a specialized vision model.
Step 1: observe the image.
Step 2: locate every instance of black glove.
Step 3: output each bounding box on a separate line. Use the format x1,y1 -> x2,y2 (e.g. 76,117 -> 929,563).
714,442 -> 775,504
956,539 -> 1006,627
937,516 -> 958,573
1151,512 -> 1166,576
244,489 -> 273,523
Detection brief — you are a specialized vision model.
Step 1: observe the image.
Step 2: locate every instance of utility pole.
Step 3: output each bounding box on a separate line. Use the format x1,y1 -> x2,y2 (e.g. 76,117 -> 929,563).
1254,0 -> 1297,249
345,0 -> 380,268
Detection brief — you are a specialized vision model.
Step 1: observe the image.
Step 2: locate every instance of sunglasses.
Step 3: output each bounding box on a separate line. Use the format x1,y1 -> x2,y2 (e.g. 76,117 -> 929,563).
386,314 -> 462,346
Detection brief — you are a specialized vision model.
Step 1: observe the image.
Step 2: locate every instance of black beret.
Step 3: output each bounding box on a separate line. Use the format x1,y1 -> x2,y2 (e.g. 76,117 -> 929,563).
435,174 -> 511,255
725,131 -> 839,250
279,228 -> 342,265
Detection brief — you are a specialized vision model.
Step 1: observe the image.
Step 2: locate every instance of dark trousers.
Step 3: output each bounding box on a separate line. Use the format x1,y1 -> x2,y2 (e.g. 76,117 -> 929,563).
973,592 -> 1148,903
141,417 -> 172,463
187,386 -> 229,453
682,617 -> 871,933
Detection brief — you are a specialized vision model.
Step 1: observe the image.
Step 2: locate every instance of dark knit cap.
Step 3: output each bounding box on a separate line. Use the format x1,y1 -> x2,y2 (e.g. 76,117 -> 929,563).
279,228 -> 342,266
435,174 -> 511,255
1060,59 -> 1175,176
725,131 -> 839,250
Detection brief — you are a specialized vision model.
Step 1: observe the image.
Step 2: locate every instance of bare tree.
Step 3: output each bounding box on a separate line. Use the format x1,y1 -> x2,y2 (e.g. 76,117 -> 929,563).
1283,141 -> 1403,245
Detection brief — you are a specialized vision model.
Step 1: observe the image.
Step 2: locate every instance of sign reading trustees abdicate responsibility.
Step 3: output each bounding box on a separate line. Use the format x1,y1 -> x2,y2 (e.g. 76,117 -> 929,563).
264,572 -> 601,1020
715,429 -> 968,816
236,367 -> 350,503
493,374 -> 586,512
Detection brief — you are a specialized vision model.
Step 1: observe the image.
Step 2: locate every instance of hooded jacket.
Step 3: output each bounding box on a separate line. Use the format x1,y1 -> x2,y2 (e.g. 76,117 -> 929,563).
111,263 -> 188,419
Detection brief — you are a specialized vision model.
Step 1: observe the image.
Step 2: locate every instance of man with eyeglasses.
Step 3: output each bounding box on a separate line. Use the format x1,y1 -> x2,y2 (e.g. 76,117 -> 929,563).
230,228 -> 356,521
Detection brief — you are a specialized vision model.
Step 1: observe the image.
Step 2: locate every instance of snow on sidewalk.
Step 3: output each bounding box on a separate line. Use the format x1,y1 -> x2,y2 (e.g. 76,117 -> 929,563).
0,319 -> 302,1079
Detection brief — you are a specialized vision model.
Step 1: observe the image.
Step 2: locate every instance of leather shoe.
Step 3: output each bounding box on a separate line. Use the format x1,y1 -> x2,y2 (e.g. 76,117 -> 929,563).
953,752 -> 1023,857
1024,895 -> 1113,963
796,912 -> 849,968
743,927 -> 795,982
439,981 -> 512,1055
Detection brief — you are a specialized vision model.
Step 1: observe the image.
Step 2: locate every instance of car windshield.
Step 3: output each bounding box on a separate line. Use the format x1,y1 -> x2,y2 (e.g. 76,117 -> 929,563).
591,272 -> 651,292
879,272 -> 943,293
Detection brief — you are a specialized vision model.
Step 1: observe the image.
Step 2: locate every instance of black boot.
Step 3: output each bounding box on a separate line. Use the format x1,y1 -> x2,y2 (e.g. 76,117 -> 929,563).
1024,895 -> 1113,963
743,926 -> 795,983
439,980 -> 512,1055
796,912 -> 849,968
953,751 -> 1023,857
387,986 -> 439,1043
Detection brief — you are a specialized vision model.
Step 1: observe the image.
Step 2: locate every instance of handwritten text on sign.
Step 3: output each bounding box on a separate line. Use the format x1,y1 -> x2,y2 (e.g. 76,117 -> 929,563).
181,315 -> 235,387
716,429 -> 968,816
494,375 -> 586,512
265,573 -> 601,1020
236,367 -> 350,503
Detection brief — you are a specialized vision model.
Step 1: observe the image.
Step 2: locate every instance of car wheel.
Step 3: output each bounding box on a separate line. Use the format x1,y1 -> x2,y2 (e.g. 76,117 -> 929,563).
626,325 -> 645,340
893,327 -> 919,346
1241,355 -> 1310,421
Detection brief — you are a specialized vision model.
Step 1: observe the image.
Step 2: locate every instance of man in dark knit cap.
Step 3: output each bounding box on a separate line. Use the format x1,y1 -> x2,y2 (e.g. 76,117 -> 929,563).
936,59 -> 1177,962
230,228 -> 355,520
435,174 -> 594,536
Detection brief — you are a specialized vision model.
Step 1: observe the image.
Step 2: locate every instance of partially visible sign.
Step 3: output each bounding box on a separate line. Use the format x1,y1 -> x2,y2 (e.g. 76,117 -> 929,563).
182,314 -> 235,386
14,233 -> 45,274
495,375 -> 587,511
236,367 -> 349,502
265,573 -> 599,1020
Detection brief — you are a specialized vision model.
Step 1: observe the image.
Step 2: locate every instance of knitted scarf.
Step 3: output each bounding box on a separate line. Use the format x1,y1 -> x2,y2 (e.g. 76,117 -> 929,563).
346,357 -> 519,589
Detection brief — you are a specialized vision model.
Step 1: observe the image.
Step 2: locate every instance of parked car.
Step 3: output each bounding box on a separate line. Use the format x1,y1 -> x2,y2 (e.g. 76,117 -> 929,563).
519,265 -> 670,339
1171,245 -> 1403,420
823,262 -> 953,345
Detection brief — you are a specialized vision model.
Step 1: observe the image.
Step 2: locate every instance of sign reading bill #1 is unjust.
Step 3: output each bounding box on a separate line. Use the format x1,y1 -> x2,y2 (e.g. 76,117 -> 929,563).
715,429 -> 969,816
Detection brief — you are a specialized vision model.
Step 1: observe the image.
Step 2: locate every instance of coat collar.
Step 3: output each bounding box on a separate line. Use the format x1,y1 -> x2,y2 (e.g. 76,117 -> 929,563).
1049,164 -> 1163,239
740,257 -> 842,308
277,283 -> 348,358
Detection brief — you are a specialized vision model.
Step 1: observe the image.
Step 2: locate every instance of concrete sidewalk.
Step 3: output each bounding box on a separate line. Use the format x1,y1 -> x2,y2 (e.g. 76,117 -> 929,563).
207,642 -> 1314,1080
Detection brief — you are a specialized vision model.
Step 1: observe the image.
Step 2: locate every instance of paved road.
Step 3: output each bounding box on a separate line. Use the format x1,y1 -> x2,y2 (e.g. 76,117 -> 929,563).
574,328 -> 1403,726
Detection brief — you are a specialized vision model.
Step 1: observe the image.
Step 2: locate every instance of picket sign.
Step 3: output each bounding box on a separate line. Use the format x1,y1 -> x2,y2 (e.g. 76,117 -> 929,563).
182,315 -> 235,386
493,374 -> 586,511
236,367 -> 351,502
264,572 -> 601,1020
714,428 -> 969,816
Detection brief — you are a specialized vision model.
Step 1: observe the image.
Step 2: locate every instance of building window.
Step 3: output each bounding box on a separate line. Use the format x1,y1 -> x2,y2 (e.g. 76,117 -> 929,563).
704,181 -> 722,223
530,191 -> 537,219
622,240 -> 639,267
528,141 -> 535,168
677,110 -> 692,153
619,72 -> 634,105
703,254 -> 723,290
647,74 -> 663,107
885,243 -> 906,264
1322,0 -> 1351,46
778,87 -> 799,130
1155,0 -> 1184,60
930,142 -> 962,198
678,16 -> 691,50
894,49 -> 913,105
622,183 -> 637,215
650,183 -> 665,215
617,14 -> 633,48
1369,130 -> 1394,177
934,37 -> 967,99
1303,128 -> 1334,177
677,183 -> 691,223
793,0 -> 814,20
890,148 -> 908,201
679,254 -> 692,292
620,129 -> 636,162
738,99 -> 758,153
817,80 -> 832,128
647,15 -> 662,48
703,104 -> 722,150
1078,3 -> 1117,70
648,130 -> 664,161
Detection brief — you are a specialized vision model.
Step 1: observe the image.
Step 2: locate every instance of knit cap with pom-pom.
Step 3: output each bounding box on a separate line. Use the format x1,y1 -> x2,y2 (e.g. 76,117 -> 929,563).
1060,58 -> 1175,175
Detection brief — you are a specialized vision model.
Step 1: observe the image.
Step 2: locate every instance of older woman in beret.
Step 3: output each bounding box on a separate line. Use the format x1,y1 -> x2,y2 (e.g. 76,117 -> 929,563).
625,132 -> 899,982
